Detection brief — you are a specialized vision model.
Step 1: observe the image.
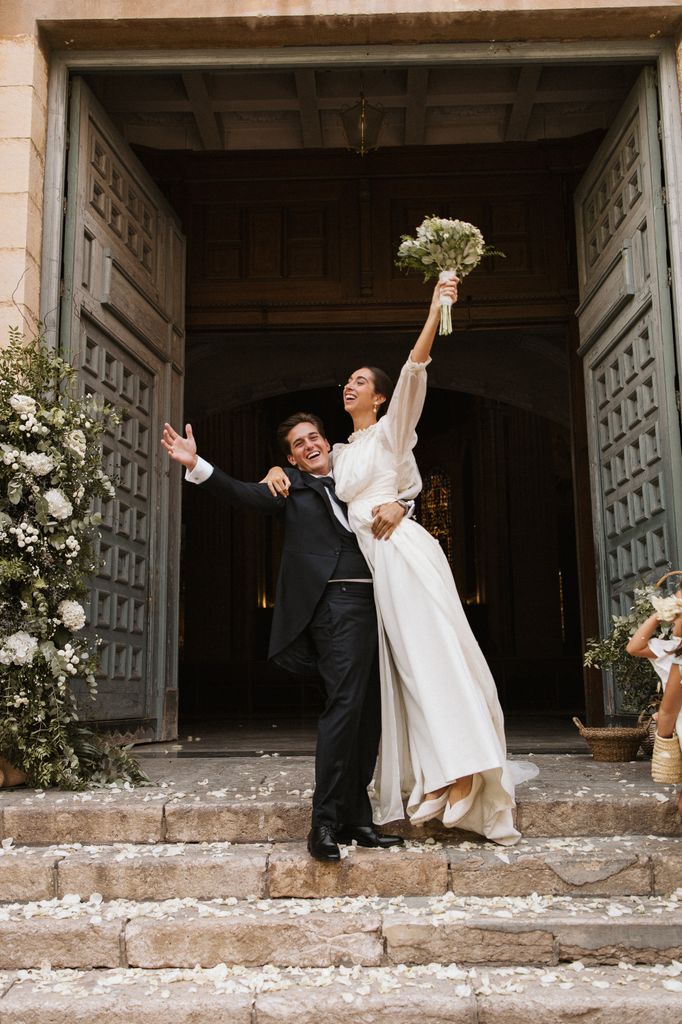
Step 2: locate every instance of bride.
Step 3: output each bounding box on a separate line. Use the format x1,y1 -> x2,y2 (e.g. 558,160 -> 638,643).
268,280 -> 537,845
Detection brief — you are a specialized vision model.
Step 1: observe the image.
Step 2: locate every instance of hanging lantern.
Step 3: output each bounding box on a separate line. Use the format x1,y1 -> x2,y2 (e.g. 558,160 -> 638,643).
340,93 -> 384,156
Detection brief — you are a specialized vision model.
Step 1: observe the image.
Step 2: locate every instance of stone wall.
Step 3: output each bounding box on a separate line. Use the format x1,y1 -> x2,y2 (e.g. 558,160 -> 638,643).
0,34 -> 48,343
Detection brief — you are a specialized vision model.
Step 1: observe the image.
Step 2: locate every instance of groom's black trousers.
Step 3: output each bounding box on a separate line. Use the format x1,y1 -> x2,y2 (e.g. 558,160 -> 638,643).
307,582 -> 381,829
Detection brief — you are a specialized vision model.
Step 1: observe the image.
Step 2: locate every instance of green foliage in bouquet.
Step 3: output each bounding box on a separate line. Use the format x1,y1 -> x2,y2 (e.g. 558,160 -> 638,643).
583,584 -> 667,714
395,215 -> 505,282
0,328 -> 147,788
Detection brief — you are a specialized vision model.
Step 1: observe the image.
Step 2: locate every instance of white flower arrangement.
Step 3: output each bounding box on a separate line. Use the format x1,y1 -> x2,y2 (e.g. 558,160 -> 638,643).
0,328 -> 146,789
395,215 -> 504,335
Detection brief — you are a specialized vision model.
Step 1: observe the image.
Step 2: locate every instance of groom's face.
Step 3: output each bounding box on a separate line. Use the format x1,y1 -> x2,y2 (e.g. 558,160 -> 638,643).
286,422 -> 331,475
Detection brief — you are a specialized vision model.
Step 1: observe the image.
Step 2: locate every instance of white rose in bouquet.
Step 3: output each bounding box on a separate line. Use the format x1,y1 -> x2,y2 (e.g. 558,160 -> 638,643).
65,429 -> 87,461
20,451 -> 55,476
0,630 -> 39,666
58,599 -> 87,632
44,488 -> 73,521
9,394 -> 37,415
651,593 -> 682,622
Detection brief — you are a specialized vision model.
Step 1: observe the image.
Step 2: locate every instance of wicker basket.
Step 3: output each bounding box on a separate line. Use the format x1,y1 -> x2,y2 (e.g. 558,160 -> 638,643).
651,732 -> 682,784
572,717 -> 649,762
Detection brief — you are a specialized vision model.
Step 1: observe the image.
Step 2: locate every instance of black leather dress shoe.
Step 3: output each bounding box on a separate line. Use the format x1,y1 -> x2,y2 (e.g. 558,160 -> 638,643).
336,825 -> 404,849
307,824 -> 341,861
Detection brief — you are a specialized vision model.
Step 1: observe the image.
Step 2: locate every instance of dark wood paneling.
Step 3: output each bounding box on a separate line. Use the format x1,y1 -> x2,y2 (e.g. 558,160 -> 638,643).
138,138 -> 599,331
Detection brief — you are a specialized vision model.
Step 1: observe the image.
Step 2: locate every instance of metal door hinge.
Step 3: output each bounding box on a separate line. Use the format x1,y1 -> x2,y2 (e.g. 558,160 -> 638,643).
668,266 -> 673,288
658,119 -> 663,140
661,187 -> 668,206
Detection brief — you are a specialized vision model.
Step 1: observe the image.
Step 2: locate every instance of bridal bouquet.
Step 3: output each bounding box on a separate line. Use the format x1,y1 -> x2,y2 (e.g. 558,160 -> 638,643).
395,215 -> 504,335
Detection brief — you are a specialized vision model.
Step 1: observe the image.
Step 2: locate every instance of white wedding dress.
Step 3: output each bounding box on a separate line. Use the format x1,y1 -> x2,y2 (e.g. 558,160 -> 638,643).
333,356 -> 538,846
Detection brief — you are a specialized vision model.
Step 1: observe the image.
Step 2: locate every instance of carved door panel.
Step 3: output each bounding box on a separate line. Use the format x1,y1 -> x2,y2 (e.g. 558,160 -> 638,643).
574,68 -> 682,715
60,78 -> 185,741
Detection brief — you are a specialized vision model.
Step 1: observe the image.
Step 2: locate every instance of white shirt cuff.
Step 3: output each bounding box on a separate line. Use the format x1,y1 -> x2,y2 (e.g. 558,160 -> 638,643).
185,455 -> 214,484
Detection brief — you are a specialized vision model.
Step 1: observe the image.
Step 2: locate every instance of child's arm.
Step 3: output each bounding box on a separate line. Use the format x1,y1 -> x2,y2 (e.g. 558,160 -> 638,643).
626,613 -> 661,659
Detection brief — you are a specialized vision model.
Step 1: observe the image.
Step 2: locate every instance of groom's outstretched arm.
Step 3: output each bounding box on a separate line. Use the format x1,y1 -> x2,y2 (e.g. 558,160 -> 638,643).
195,461 -> 284,514
162,422 -> 284,515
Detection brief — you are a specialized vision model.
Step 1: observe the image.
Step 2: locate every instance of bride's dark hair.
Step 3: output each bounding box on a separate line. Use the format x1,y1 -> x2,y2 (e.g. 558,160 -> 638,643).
367,366 -> 394,418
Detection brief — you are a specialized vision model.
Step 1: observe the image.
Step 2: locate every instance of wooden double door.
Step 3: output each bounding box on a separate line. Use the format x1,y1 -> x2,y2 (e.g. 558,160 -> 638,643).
59,67 -> 681,736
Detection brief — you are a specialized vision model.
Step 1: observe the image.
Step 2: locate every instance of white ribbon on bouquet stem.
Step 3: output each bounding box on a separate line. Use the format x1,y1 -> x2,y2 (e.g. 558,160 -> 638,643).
438,270 -> 459,335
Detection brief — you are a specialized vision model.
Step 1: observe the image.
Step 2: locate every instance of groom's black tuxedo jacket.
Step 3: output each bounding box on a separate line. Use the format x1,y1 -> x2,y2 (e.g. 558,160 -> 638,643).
197,464 -> 370,675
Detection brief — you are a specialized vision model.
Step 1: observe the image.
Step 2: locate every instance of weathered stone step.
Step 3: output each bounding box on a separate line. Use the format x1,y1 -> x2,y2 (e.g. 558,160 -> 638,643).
1,893 -> 681,970
2,836 -> 681,904
1,789 -> 680,847
2,962 -> 682,1022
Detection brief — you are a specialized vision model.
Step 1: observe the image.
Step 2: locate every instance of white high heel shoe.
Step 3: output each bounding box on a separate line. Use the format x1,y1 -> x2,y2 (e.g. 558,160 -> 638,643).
410,790 -> 448,825
442,774 -> 482,828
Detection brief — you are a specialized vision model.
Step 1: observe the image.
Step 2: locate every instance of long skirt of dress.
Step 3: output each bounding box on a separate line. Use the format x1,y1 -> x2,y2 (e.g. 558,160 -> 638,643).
354,515 -> 538,846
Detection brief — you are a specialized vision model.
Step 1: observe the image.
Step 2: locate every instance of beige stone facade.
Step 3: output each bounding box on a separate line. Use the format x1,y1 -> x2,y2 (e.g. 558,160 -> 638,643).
0,2 -> 681,341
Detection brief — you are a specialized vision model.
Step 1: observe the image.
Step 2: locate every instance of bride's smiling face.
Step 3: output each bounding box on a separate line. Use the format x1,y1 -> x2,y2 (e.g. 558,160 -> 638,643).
343,367 -> 386,417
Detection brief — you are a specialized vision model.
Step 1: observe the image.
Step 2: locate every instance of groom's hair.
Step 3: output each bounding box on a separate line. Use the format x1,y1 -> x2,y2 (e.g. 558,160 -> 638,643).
277,412 -> 327,455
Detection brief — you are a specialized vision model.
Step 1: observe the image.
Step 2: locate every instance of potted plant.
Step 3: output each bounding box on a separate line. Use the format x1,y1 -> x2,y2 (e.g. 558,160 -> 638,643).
578,582 -> 672,761
0,327 -> 145,789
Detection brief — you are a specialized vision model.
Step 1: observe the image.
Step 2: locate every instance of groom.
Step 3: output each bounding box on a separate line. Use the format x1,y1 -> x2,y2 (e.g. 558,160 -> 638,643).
162,413 -> 406,861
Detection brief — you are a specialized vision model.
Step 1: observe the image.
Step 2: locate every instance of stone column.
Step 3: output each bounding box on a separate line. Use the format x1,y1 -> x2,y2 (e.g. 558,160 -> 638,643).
0,31 -> 48,344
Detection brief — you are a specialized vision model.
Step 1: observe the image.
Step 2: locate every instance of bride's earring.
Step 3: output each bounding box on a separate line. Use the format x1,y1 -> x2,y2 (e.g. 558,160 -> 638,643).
373,401 -> 378,415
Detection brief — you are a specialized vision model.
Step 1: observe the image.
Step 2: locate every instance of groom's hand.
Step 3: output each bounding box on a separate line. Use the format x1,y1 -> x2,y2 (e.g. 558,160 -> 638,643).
371,502 -> 405,540
161,422 -> 198,471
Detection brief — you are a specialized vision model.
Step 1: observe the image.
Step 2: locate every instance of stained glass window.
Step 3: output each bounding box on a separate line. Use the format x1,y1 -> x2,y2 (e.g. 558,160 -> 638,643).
420,468 -> 453,566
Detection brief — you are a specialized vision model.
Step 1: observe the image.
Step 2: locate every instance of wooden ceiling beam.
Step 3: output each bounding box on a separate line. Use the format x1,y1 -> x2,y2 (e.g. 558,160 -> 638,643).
295,69 -> 323,148
405,68 -> 429,146
182,72 -> 223,150
105,87 -> 626,117
506,65 -> 543,142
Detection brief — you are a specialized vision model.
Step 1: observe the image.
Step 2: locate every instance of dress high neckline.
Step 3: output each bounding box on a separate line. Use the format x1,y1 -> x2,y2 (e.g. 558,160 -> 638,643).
348,422 -> 379,443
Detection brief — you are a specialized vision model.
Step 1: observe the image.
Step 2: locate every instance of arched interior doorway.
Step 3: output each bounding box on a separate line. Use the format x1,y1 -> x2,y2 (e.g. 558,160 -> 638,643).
179,327 -> 583,728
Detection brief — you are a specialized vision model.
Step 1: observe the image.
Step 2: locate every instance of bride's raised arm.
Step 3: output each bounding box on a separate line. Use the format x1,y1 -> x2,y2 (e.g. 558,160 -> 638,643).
382,279 -> 459,457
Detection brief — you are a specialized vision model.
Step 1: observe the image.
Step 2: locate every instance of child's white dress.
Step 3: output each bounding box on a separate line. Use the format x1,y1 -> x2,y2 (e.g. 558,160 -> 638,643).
648,637 -> 682,752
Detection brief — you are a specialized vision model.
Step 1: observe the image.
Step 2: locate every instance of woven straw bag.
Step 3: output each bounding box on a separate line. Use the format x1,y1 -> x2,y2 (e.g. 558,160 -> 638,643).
649,570 -> 682,783
651,732 -> 682,784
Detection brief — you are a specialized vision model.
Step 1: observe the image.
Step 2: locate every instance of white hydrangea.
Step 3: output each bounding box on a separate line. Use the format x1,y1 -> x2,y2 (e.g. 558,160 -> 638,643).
0,630 -> 39,667
9,394 -> 37,415
57,600 -> 86,632
64,429 -> 87,461
20,451 -> 55,476
44,488 -> 73,521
